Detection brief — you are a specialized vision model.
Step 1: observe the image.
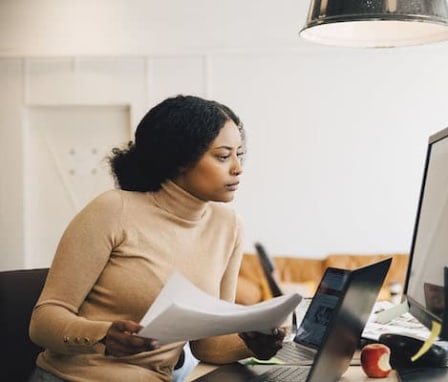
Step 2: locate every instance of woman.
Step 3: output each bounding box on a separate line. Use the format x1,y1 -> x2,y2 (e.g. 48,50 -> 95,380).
29,95 -> 284,382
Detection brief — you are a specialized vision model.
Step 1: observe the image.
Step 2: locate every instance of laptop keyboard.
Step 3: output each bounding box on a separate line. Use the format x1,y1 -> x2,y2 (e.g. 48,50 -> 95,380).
250,366 -> 310,382
277,342 -> 315,363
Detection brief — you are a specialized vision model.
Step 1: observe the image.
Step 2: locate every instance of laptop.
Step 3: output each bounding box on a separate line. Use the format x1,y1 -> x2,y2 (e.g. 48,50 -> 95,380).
193,258 -> 392,382
255,242 -> 351,364
275,266 -> 351,364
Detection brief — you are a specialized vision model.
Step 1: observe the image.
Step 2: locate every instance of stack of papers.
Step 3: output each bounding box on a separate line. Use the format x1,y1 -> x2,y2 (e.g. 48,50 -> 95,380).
139,272 -> 302,344
362,300 -> 432,342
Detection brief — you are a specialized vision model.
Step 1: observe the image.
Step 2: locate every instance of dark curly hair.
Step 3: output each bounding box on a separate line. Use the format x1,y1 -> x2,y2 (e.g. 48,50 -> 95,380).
109,95 -> 245,191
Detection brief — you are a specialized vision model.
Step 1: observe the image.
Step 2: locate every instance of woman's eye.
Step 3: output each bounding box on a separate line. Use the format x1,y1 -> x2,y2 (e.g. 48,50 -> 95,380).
218,155 -> 230,161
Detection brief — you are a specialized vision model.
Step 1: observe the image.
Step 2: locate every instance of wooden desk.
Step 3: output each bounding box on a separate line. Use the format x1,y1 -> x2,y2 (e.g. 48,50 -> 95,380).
186,362 -> 400,381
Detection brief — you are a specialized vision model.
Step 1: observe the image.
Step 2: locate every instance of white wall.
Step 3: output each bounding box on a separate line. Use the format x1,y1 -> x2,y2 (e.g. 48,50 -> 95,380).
0,0 -> 309,56
1,0 -> 448,270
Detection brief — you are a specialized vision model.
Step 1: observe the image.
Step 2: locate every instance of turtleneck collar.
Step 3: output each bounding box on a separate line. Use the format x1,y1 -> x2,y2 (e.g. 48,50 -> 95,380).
151,180 -> 208,221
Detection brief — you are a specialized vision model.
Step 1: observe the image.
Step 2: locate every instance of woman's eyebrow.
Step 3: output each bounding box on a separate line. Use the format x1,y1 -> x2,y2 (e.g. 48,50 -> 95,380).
212,145 -> 243,150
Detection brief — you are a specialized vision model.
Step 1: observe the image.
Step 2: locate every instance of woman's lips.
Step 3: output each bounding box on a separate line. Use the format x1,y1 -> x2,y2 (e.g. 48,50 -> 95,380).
225,182 -> 239,191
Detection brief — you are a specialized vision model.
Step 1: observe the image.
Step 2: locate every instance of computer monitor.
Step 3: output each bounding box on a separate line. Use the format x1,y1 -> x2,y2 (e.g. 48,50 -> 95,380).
404,127 -> 448,339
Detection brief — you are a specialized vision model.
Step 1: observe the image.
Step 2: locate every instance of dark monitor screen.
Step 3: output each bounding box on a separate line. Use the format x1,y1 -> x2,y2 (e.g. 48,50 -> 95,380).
404,127 -> 448,338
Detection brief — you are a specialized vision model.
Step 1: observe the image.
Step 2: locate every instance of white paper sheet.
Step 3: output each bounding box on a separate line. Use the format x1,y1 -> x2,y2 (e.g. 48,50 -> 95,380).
138,272 -> 302,344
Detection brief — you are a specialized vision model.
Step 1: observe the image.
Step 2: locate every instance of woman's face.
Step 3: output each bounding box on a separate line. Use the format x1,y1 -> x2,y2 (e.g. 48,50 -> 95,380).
173,120 -> 244,202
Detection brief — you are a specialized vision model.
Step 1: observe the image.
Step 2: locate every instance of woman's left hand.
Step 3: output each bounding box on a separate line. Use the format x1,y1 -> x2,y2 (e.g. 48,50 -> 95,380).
238,328 -> 285,360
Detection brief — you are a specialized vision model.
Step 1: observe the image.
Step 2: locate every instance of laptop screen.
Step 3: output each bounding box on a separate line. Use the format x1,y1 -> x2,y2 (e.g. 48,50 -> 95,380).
294,267 -> 350,349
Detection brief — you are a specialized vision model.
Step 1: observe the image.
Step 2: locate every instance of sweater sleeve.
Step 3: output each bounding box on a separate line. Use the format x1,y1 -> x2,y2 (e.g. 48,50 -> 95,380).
190,213 -> 254,363
29,190 -> 124,355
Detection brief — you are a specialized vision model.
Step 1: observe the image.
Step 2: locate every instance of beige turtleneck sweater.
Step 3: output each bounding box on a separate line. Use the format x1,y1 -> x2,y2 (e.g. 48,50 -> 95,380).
29,181 -> 252,382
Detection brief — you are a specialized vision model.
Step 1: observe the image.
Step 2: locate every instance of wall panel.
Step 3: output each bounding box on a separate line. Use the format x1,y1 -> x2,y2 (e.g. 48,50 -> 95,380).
0,59 -> 25,269
24,105 -> 130,267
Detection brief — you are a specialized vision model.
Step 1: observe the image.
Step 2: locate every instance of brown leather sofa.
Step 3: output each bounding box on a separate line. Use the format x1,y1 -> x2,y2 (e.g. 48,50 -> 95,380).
1,254 -> 408,381
236,253 -> 409,305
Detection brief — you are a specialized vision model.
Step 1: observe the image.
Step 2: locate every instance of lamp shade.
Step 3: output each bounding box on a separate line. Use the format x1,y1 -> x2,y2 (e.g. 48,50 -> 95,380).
300,0 -> 448,48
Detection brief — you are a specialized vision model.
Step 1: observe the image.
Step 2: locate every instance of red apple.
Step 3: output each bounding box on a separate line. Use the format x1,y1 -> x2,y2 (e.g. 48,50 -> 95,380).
360,343 -> 392,378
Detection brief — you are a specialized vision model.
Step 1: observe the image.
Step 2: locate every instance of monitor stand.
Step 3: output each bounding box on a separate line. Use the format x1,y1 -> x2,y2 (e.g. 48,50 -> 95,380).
441,266 -> 448,340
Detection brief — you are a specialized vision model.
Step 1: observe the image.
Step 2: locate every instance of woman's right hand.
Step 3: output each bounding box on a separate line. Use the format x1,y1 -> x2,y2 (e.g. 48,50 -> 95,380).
102,320 -> 160,357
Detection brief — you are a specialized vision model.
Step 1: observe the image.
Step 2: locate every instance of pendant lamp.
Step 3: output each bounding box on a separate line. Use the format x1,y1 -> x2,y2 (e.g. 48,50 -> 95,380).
300,0 -> 448,48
